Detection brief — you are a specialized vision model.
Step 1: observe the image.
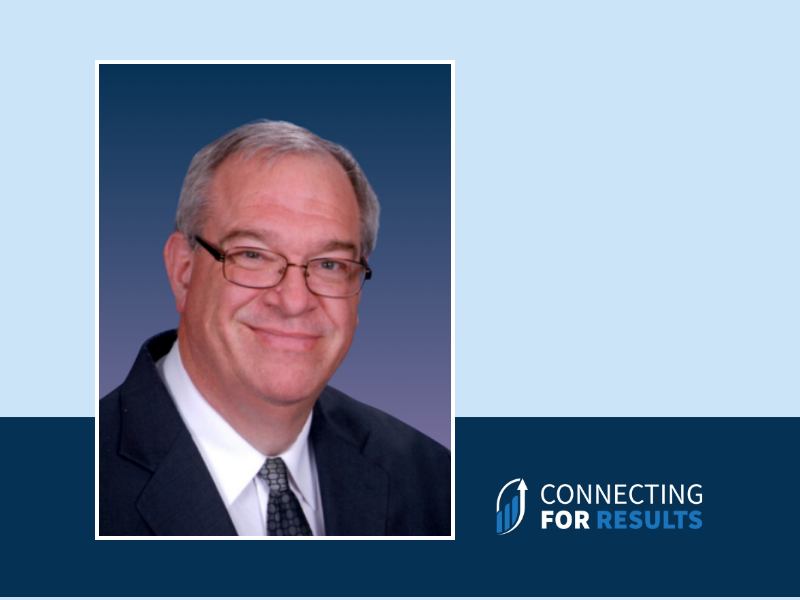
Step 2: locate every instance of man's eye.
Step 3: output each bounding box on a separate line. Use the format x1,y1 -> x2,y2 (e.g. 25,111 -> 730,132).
229,250 -> 279,268
319,260 -> 345,271
230,250 -> 268,261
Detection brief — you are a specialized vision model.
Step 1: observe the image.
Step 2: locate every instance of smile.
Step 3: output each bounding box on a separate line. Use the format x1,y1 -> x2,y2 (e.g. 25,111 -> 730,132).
245,325 -> 321,351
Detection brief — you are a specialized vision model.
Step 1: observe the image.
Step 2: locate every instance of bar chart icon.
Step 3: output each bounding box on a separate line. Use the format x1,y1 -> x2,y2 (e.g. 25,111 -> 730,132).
496,478 -> 527,535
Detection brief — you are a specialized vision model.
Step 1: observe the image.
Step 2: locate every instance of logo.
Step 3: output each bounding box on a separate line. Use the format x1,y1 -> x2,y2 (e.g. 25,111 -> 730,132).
494,480 -> 703,534
496,478 -> 527,534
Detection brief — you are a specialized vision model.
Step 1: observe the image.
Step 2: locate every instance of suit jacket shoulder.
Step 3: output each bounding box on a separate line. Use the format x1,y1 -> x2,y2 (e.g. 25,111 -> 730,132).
100,331 -> 238,536
313,387 -> 451,535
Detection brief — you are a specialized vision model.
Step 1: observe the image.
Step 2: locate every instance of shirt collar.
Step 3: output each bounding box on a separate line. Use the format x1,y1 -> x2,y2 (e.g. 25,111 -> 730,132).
159,340 -> 317,510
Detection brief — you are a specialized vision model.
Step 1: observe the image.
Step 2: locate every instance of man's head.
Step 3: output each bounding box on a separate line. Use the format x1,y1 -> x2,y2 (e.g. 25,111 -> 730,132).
164,121 -> 380,410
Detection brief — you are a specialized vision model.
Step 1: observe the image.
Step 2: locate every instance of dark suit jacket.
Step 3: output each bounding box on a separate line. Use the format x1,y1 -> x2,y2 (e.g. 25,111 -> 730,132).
100,331 -> 451,536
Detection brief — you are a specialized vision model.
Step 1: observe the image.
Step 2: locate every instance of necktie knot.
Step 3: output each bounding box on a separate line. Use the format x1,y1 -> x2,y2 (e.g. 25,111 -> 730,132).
259,457 -> 289,493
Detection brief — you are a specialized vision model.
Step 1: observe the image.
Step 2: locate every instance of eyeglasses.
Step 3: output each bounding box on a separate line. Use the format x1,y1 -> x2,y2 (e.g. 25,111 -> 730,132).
195,236 -> 372,298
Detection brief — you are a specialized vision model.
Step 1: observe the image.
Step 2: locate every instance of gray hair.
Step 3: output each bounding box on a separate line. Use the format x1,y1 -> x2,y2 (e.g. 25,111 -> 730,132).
175,120 -> 380,257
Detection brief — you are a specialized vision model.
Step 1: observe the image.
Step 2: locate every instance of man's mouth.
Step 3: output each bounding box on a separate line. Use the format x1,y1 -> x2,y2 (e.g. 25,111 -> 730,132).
245,325 -> 321,351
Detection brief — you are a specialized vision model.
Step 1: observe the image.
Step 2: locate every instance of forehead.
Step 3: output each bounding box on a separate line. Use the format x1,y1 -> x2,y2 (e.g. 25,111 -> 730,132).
206,152 -> 361,250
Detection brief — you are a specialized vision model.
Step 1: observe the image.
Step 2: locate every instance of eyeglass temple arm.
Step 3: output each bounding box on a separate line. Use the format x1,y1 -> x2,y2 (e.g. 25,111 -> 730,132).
195,236 -> 225,262
362,259 -> 372,280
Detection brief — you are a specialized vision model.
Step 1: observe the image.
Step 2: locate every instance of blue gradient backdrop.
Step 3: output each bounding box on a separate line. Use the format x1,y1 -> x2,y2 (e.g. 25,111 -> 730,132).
100,64 -> 451,448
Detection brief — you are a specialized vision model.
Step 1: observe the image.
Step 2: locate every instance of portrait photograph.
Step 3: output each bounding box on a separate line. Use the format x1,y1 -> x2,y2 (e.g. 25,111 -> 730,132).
98,62 -> 452,537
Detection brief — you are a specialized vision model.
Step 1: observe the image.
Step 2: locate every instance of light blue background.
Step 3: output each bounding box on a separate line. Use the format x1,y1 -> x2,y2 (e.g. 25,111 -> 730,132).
1,0 -> 798,417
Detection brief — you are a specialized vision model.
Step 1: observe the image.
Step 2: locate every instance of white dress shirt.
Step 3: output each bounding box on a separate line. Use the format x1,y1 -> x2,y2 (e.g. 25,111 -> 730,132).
155,340 -> 325,536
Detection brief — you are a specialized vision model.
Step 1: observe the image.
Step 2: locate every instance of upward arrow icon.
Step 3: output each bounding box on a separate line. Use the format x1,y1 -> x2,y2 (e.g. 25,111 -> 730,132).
502,479 -> 526,534
497,478 -> 527,535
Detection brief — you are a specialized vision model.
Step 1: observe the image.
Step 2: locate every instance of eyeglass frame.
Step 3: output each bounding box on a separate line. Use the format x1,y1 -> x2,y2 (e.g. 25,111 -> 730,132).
194,235 -> 372,298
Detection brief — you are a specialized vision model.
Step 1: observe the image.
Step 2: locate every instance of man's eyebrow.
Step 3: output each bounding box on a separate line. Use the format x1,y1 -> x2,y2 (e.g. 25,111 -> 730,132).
218,229 -> 273,247
219,230 -> 360,257
318,240 -> 359,257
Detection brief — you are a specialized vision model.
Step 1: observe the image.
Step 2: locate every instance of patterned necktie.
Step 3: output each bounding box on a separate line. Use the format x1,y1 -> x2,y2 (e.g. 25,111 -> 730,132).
258,457 -> 313,536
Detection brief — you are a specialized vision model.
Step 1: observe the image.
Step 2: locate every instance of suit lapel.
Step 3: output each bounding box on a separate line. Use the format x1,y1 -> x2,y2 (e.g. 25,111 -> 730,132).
312,392 -> 389,536
118,331 -> 237,536
136,428 -> 237,536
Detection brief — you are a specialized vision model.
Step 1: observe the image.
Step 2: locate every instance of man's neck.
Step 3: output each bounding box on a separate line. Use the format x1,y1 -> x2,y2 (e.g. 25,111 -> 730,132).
176,335 -> 316,457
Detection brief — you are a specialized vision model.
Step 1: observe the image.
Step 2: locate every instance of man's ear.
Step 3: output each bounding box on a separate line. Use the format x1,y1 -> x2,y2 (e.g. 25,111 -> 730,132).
164,232 -> 195,314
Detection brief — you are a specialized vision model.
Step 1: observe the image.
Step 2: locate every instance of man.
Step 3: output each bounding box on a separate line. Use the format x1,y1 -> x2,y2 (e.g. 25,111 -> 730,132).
100,121 -> 450,536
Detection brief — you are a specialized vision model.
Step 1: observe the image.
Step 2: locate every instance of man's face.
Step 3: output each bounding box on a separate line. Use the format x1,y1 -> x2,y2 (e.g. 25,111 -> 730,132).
176,153 -> 363,407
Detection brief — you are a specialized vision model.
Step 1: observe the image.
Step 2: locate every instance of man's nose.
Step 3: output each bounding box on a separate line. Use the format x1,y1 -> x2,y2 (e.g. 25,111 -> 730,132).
265,264 -> 316,315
